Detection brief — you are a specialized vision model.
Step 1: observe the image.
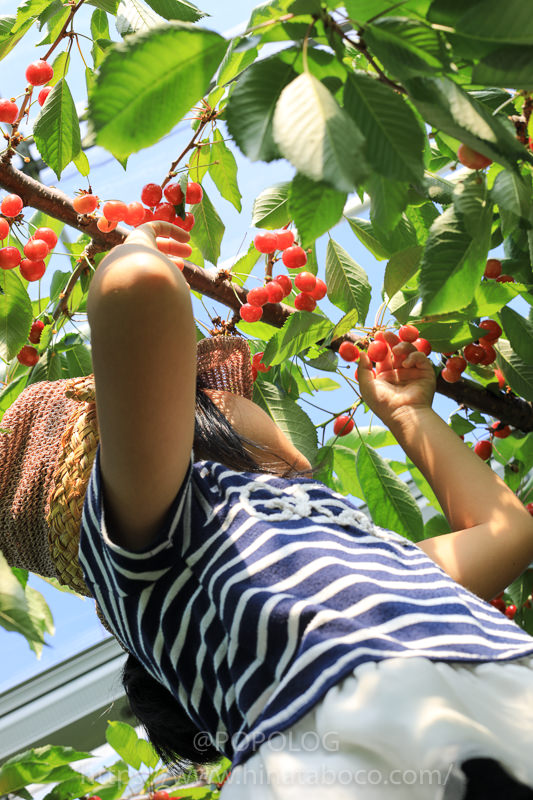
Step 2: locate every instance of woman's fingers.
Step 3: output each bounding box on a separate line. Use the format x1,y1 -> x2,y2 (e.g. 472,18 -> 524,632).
124,221 -> 191,249
155,235 -> 192,259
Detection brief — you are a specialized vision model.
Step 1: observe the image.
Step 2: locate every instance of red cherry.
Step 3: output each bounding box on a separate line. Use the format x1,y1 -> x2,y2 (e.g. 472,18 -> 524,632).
441,367 -> 461,383
282,246 -> 307,269
505,604 -> 517,620
25,60 -> 53,86
479,343 -> 496,365
526,503 -> 533,516
29,319 -> 45,344
413,338 -> 431,356
1,194 -> 23,217
457,143 -> 492,170
73,193 -> 99,214
96,217 -> 116,233
294,293 -> 316,311
338,342 -> 359,362
124,201 -> 145,227
446,356 -> 467,373
141,183 -> 162,207
273,274 -> 292,297
19,258 -> 45,281
254,232 -> 278,254
474,440 -> 492,460
37,86 -> 52,107
142,208 -> 154,224
463,343 -> 485,364
252,352 -> 271,373
398,324 -> 419,343
102,200 -> 128,222
496,274 -> 515,283
252,365 -> 258,381
152,792 -> 170,800
367,340 -> 389,362
494,368 -> 506,389
153,202 -> 175,222
247,286 -> 269,307
34,227 -> 58,249
490,597 -> 506,612
0,99 -> 18,124
265,281 -> 284,303
186,182 -> 203,205
180,212 -> 195,232
17,345 -> 39,366
240,303 -> 263,322
0,218 -> 9,239
294,272 -> 316,293
309,278 -> 327,300
163,182 -> 184,205
276,229 -> 295,250
0,246 -> 21,269
479,319 -> 502,343
24,238 -> 49,260
484,258 -> 502,279
490,421 -> 511,439
333,415 -> 354,436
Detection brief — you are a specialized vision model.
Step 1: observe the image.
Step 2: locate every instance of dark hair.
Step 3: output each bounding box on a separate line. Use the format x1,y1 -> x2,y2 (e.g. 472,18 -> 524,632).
122,386 -> 286,769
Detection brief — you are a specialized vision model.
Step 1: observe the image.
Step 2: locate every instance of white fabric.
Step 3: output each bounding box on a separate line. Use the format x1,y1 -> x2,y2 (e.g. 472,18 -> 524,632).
221,654 -> 533,799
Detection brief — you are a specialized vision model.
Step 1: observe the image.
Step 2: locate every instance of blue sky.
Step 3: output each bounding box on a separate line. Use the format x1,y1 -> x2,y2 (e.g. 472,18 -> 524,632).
0,0 -> 468,692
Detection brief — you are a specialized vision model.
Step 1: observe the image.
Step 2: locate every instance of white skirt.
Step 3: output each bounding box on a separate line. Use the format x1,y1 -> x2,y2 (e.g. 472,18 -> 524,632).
221,655 -> 533,799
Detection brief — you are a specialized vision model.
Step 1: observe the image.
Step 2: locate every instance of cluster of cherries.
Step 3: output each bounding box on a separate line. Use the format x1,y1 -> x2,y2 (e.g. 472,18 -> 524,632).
0,59 -> 55,126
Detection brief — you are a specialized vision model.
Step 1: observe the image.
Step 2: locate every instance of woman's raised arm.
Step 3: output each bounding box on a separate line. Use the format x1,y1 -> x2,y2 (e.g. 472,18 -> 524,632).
86,222 -> 196,552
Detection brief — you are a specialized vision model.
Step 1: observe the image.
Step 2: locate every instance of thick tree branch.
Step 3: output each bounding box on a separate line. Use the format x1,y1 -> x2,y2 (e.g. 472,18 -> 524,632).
1,160 -> 532,431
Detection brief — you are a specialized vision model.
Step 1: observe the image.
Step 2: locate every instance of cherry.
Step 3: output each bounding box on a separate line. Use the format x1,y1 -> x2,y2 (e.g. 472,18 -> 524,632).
484,258 -> 502,279
457,144 -> 492,170
25,61 -> 53,87
141,183 -> 162,207
175,212 -> 195,231
0,246 -> 21,269
273,274 -> 292,297
490,421 -> 511,439
37,86 -> 52,106
496,274 -> 515,283
310,278 -> 327,300
152,792 -> 170,800
334,415 -> 354,436
29,319 -> 45,343
142,208 -> 154,224
526,503 -> 533,516
413,338 -> 431,356
367,340 -> 389,362
282,246 -> 307,269
479,343 -> 496,365
479,319 -> 502,344
163,182 -> 184,205
17,345 -> 39,366
0,218 -> 9,239
73,193 -> 99,214
247,286 -> 269,307
494,368 -> 506,389
20,258 -> 45,281
294,272 -> 316,293
505,604 -> 517,620
446,356 -> 467,373
338,341 -> 359,362
34,227 -> 58,249
252,352 -> 271,373
186,182 -> 203,204
474,440 -> 492,460
96,217 -> 116,233
240,303 -> 263,322
463,343 -> 485,364
24,238 -> 49,260
0,99 -> 18,124
124,201 -> 145,227
252,365 -> 258,382
441,367 -> 462,383
254,232 -> 278,254
276,229 -> 295,250
398,324 -> 419,343
265,281 -> 284,303
153,202 -> 175,222
294,292 -> 316,311
490,597 -> 506,612
103,200 -> 128,222
1,194 -> 23,217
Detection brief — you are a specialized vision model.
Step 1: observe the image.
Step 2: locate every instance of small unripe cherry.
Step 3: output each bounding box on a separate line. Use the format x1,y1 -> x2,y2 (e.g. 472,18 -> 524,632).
247,286 -> 269,307
17,345 -> 39,366
265,281 -> 284,303
491,421 -> 511,439
310,278 -> 327,300
240,303 -> 263,323
103,200 -> 128,221
0,99 -> 18,124
333,415 -> 354,436
29,319 -> 45,344
413,338 -> 431,356
96,217 -> 116,233
441,367 -> 461,383
37,86 -> 52,106
186,182 -> 203,205
282,246 -> 307,269
294,293 -> 316,312
254,232 -> 278,254
446,356 -> 467,373
294,272 -> 316,293
0,218 -> 9,239
1,194 -> 23,217
484,258 -> 502,279
463,343 -> 485,364
273,274 -> 292,297
19,258 -> 46,281
474,439 -> 492,460
367,340 -> 389,362
24,238 -> 49,260
276,229 -> 295,250
457,143 -> 492,170
141,183 -> 162,207
0,246 -> 21,269
124,202 -> 145,227
163,182 -> 184,205
25,60 -> 53,86
73,193 -> 99,214
338,341 -> 359,362
398,324 -> 419,343
34,227 -> 58,249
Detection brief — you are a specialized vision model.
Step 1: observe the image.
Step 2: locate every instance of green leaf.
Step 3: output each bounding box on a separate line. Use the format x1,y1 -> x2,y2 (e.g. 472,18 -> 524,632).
473,46 -> 533,89
143,0 -> 205,21
0,553 -> 52,657
0,747 -> 91,796
500,307 -> 533,364
415,320 -> 483,353
364,17 -> 450,79
218,38 -> 259,86
0,15 -> 33,61
225,55 -> 298,162
189,188 -> 224,265
345,214 -> 418,260
273,72 -> 368,193
48,50 -> 70,85
87,0 -> 120,11
115,0 -> 164,35
12,0 -> 49,33
262,312 -> 332,366
0,271 -> 33,361
106,721 -> 143,769
325,308 -> 360,346
209,129 -> 242,212
42,776 -> 98,800
467,280 -> 518,318
33,79 -> 81,180
253,381 -> 317,464
252,182 -> 291,229
36,7 -> 69,46
64,344 -> 93,377
424,513 -> 451,538
91,8 -> 110,68
288,174 -> 346,248
367,175 -> 409,234
230,242 -> 262,286
458,0 -> 533,44
344,70 -> 425,183
384,246 -> 423,299
89,23 -> 227,160
332,444 -> 363,498
449,414 -> 476,435
496,339 -> 533,402
325,239 -> 371,321
491,169 -> 531,229
356,444 -> 424,542
407,459 -> 442,512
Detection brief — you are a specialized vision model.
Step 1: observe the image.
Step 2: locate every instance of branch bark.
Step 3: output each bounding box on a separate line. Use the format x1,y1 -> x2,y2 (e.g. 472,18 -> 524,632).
1,160 -> 532,431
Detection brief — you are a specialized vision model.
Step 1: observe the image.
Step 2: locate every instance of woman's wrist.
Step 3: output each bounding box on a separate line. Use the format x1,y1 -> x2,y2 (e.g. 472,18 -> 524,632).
383,405 -> 438,442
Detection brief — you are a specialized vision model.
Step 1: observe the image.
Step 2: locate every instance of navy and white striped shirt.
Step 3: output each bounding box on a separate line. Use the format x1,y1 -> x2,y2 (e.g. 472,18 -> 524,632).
79,449 -> 533,766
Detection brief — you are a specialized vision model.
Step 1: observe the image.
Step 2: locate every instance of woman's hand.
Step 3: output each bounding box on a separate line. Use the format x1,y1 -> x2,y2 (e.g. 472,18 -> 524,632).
122,220 -> 192,270
357,331 -> 436,428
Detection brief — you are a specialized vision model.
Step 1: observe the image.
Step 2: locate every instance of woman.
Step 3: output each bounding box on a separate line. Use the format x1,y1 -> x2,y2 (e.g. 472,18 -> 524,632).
78,220 -> 533,799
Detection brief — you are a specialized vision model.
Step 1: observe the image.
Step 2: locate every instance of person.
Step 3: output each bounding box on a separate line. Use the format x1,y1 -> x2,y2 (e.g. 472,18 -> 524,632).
61,220 -> 533,797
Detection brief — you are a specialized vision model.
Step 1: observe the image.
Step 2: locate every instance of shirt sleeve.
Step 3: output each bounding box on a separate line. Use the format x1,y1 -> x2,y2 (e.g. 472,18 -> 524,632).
79,444 -> 194,598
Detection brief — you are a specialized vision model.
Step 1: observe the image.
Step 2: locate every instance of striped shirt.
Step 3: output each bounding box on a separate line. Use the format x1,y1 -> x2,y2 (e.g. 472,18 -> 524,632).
79,449 -> 533,766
